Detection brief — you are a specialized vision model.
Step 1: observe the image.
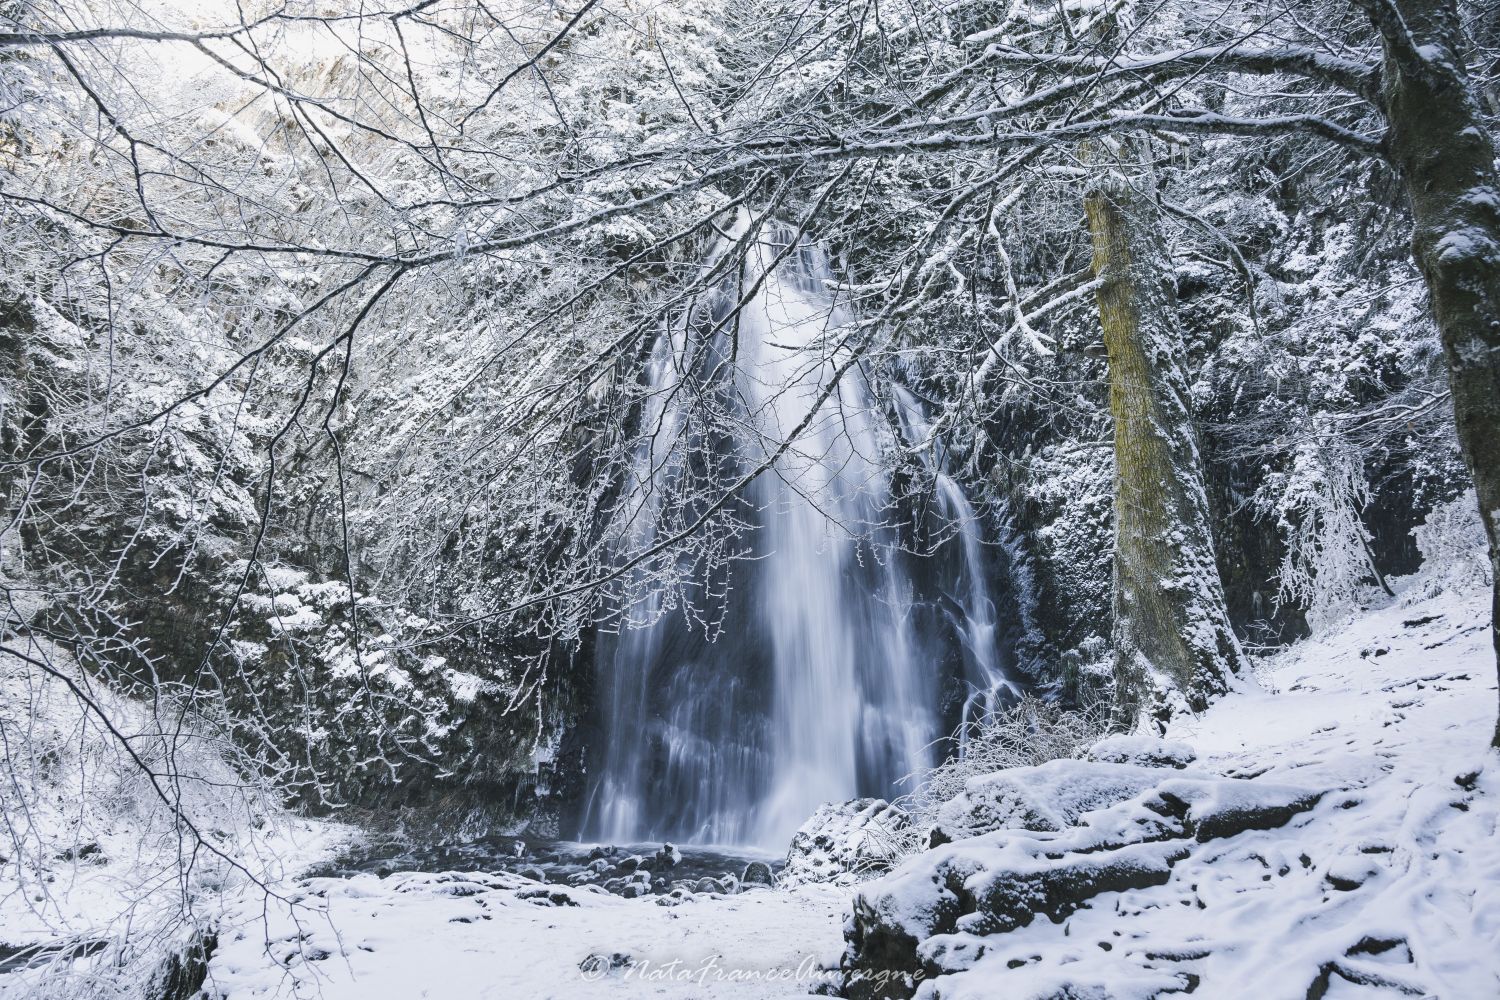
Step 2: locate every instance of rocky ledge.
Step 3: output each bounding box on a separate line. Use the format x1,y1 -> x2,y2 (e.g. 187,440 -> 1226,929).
839,743 -> 1324,999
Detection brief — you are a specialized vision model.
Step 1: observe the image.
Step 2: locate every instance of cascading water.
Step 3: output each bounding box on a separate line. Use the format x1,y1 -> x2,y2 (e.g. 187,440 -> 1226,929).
894,386 -> 1024,753
584,220 -> 1020,848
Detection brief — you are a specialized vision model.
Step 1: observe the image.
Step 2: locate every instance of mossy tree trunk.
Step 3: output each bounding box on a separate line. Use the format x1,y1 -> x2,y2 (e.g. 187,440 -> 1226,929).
1368,0 -> 1500,749
1085,178 -> 1247,728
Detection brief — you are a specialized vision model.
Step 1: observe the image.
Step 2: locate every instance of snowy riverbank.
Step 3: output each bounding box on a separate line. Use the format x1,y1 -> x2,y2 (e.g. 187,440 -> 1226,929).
859,578 -> 1500,998
5,577 -> 1497,999
194,579 -> 1499,998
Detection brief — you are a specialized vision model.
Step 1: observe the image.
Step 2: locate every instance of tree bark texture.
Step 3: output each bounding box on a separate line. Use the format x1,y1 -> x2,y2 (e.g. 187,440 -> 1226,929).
1085,181 -> 1247,728
1374,0 -> 1500,747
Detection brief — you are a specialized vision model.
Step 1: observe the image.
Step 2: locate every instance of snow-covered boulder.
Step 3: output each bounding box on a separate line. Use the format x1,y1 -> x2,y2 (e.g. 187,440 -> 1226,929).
781,798 -> 910,886
1085,734 -> 1198,769
932,759 -> 1166,843
741,860 -> 776,888
842,771 -> 1324,995
1152,776 -> 1322,842
845,832 -> 1189,993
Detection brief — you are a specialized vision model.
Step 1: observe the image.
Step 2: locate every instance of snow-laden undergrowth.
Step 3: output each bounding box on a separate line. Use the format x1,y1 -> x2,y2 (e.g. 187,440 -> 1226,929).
0,635 -> 346,1000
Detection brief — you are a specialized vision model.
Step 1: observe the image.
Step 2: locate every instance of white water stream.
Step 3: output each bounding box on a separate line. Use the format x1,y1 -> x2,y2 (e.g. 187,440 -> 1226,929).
585,222 -> 1019,848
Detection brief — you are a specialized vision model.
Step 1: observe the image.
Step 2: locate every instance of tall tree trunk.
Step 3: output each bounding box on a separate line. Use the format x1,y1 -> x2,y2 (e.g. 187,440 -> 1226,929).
1371,0 -> 1500,748
1085,178 -> 1247,729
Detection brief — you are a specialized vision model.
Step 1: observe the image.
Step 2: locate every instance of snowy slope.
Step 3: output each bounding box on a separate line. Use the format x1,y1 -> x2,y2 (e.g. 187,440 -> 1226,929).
868,584 -> 1500,999
0,637 -> 348,998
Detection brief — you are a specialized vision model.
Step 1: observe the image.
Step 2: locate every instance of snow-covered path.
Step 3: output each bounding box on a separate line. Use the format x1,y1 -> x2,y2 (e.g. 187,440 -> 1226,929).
207,872 -> 849,999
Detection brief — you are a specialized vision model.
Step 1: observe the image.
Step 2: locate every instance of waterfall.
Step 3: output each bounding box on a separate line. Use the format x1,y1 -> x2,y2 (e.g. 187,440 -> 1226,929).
583,220 -> 1018,849
893,387 -> 1025,754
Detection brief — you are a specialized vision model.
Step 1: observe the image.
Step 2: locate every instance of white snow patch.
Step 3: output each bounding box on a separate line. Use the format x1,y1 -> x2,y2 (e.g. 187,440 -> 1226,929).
207,873 -> 850,999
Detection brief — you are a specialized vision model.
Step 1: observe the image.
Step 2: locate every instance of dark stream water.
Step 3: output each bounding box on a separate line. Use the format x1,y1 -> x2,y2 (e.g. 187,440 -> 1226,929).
312,835 -> 781,888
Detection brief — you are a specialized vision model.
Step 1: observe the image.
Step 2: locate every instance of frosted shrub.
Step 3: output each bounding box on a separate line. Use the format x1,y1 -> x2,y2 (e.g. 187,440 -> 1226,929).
1254,422 -> 1383,631
0,635 -> 311,1000
1402,489 -> 1491,602
874,696 -> 1107,864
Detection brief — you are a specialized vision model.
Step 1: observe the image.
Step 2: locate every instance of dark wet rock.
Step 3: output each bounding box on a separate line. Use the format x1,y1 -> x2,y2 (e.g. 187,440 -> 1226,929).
742,860 -> 776,887
420,874 -> 493,897
55,842 -> 104,863
693,876 -> 738,895
151,930 -> 217,1000
516,887 -> 579,907
782,798 -> 909,886
652,843 -> 682,871
579,952 -> 631,975
1324,857 -> 1381,892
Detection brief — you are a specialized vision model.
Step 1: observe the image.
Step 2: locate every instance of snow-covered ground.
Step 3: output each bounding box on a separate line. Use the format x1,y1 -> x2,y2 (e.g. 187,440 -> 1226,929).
194,584 -> 1496,999
891,582 -> 1499,999
208,873 -> 849,999
5,574 -> 1496,999
172,578 -> 1488,1000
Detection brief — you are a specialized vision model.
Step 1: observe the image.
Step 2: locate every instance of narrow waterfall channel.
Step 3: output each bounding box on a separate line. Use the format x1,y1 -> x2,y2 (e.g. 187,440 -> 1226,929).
583,223 -> 1022,849
893,386 -> 1025,756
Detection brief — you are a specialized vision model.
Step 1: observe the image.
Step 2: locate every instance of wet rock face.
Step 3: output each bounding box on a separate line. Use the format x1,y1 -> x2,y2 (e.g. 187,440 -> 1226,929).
840,752 -> 1325,996
321,838 -> 778,903
782,798 -> 910,886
